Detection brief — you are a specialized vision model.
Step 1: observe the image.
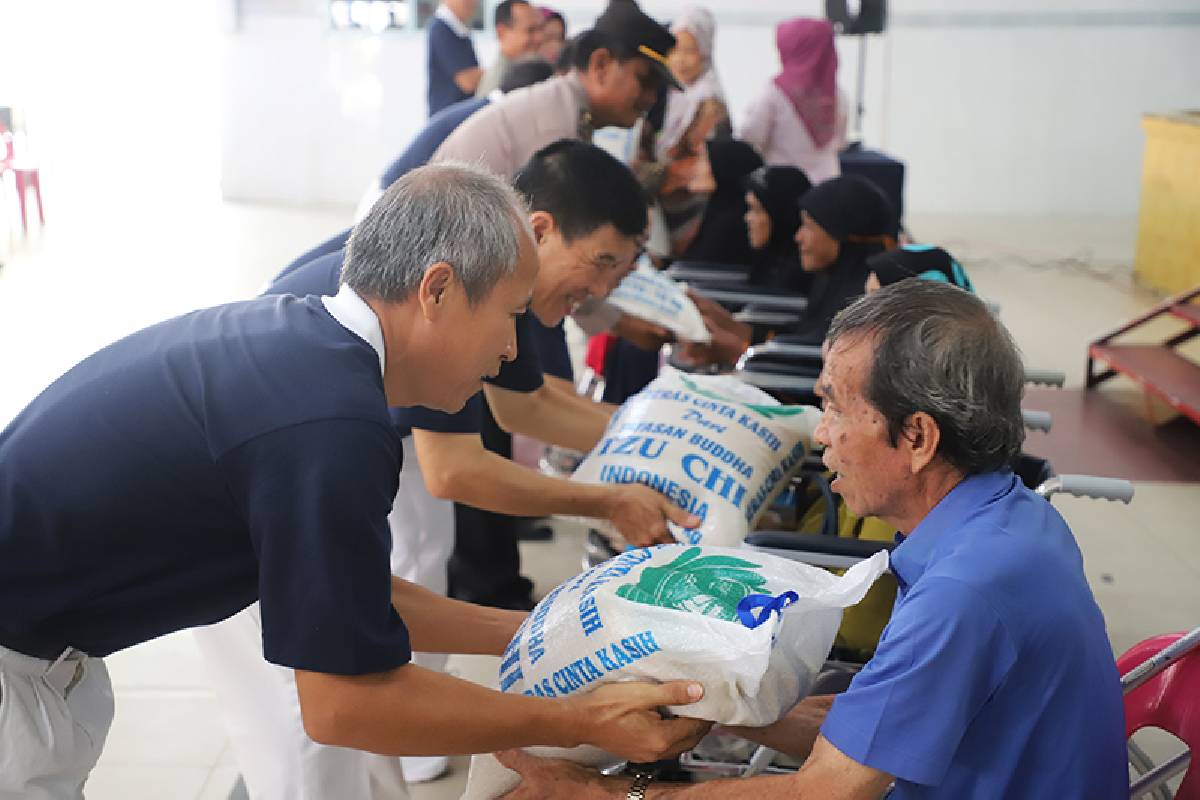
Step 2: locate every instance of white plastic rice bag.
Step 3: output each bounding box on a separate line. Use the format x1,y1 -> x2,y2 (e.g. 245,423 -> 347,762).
605,264 -> 712,343
572,369 -> 821,547
462,544 -> 889,799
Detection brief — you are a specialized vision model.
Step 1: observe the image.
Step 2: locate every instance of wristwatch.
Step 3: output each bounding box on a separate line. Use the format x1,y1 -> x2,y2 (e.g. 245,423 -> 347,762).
626,769 -> 655,800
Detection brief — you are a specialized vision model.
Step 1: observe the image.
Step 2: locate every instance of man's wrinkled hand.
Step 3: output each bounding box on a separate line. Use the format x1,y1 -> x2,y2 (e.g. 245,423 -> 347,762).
496,750 -> 615,800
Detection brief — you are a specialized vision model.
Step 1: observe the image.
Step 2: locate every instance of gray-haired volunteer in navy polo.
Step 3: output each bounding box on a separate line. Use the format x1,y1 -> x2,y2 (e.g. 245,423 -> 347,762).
497,281 -> 1127,800
194,142 -> 688,799
0,163 -> 710,798
193,143 -> 698,799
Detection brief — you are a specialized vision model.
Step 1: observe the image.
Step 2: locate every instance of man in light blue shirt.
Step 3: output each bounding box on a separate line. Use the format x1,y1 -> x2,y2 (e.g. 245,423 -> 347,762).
496,280 -> 1127,799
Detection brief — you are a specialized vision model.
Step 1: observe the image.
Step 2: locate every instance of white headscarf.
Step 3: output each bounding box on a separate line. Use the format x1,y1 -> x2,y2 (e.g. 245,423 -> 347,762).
656,6 -> 725,162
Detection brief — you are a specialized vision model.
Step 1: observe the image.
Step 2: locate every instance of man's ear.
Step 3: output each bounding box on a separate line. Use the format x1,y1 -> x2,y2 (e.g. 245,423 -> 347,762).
529,211 -> 556,247
904,412 -> 942,475
417,262 -> 455,321
586,47 -> 614,79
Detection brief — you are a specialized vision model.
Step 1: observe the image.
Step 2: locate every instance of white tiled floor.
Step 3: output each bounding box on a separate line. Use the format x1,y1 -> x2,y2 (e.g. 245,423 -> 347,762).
3,56 -> 1198,798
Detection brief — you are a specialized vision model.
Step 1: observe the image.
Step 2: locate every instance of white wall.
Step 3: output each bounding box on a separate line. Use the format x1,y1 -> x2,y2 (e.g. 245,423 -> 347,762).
218,1 -> 1200,219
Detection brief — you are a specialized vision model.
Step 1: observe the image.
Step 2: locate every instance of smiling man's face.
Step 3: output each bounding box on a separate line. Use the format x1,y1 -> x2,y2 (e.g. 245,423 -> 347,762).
529,216 -> 641,327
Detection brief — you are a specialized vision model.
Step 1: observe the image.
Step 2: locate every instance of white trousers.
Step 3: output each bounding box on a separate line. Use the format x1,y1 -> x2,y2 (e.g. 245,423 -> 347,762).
193,438 -> 456,800
0,645 -> 114,800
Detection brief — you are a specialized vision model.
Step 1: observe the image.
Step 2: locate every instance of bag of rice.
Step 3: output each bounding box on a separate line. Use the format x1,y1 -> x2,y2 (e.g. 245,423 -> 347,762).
572,369 -> 820,547
606,264 -> 711,343
462,544 -> 889,799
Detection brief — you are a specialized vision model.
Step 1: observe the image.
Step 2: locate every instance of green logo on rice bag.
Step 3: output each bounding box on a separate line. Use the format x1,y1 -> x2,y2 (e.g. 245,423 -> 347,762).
615,547 -> 769,622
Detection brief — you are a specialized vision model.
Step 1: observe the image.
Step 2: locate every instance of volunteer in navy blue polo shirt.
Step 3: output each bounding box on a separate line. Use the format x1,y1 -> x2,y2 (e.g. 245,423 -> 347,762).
293,57 -> 555,281
0,163 -> 709,797
427,0 -> 482,116
194,142 -> 701,799
497,281 -> 1127,800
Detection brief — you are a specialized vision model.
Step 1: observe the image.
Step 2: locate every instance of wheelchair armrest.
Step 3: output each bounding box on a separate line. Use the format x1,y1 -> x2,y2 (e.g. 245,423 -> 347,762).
1035,475 -> 1134,504
736,342 -> 824,372
1024,368 -> 1066,388
762,341 -> 823,359
667,265 -> 752,284
735,371 -> 819,398
1021,408 -> 1052,433
733,308 -> 803,327
692,286 -> 809,312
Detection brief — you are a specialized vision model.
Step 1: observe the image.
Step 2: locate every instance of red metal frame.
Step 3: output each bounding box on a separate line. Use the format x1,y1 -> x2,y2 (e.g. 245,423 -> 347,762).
1086,286 -> 1200,426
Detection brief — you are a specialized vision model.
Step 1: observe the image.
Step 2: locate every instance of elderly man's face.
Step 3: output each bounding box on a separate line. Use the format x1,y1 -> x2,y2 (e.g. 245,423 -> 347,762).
813,335 -> 916,523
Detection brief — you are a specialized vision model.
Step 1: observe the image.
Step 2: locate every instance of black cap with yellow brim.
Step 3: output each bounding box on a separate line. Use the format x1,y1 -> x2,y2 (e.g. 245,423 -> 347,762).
592,1 -> 683,91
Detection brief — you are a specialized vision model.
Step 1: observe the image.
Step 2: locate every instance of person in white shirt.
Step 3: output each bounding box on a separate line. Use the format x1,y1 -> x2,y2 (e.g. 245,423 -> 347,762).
655,6 -> 729,163
738,17 -> 848,185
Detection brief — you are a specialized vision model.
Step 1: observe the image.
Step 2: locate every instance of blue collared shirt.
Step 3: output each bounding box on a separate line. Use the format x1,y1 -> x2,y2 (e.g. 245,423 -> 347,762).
821,471 -> 1127,799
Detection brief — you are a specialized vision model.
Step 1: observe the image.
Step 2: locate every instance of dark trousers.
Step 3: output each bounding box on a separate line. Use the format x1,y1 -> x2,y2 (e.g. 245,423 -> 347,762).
447,397 -> 535,611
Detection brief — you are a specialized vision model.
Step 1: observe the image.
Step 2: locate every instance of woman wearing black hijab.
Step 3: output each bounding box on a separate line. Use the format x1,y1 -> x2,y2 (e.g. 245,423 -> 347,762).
600,141 -> 763,403
743,165 -> 812,292
865,244 -> 974,293
787,174 -> 898,344
678,139 -> 764,264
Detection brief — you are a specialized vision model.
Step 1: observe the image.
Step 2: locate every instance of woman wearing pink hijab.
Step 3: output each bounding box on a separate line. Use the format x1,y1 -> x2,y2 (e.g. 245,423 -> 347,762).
738,17 -> 848,184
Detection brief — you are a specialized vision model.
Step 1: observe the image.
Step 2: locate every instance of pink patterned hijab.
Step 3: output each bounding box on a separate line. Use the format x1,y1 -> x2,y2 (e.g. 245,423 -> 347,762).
773,18 -> 838,147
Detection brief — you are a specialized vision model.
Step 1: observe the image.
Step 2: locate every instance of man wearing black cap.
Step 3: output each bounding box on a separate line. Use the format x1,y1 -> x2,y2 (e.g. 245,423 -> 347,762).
427,0 -> 682,617
431,0 -> 679,177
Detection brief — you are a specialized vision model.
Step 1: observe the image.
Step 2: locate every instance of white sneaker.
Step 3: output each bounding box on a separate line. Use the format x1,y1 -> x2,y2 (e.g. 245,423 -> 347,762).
401,755 -> 450,784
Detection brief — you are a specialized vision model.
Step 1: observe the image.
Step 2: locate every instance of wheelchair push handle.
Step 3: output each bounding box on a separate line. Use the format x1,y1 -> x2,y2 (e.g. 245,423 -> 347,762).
1024,368 -> 1066,387
1036,475 -> 1134,504
1021,409 -> 1053,433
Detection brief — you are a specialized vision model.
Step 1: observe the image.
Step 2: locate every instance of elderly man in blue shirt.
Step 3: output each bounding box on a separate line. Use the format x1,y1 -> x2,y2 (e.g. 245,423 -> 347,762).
496,280 -> 1128,799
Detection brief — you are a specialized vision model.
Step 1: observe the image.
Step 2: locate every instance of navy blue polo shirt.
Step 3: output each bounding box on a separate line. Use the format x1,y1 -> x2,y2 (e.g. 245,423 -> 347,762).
380,97 -> 489,191
0,295 -> 410,675
279,228 -> 352,280
820,471 -> 1126,798
264,248 -> 544,437
531,318 -> 573,382
427,14 -> 478,117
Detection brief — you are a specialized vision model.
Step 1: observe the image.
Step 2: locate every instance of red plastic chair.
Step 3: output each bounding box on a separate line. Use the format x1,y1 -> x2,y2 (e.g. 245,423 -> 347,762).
1119,627 -> 1200,799
0,123 -> 44,234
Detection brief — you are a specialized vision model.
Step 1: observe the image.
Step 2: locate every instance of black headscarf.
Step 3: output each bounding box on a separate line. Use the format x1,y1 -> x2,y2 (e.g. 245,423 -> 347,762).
680,139 -> 764,265
865,245 -> 975,292
743,165 -> 812,291
788,175 -> 899,344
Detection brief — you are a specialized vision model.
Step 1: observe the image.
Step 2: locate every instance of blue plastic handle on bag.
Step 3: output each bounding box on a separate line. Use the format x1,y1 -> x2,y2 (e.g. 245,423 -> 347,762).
737,591 -> 800,629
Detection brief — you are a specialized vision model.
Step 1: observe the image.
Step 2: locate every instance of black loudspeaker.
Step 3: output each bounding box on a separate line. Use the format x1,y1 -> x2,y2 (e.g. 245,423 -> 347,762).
825,0 -> 887,34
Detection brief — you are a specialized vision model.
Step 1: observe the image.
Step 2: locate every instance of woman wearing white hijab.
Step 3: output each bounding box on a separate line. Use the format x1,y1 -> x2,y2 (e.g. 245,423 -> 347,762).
656,6 -> 729,163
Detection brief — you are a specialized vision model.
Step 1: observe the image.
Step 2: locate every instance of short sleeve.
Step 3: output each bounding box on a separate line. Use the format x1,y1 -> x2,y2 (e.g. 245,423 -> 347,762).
487,311 -> 544,393
820,577 -> 1017,786
391,392 -> 483,436
220,418 -> 410,675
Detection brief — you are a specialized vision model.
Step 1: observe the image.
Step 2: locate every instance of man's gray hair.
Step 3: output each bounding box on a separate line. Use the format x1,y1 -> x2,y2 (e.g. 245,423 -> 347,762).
827,280 -> 1026,475
342,162 -> 532,304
